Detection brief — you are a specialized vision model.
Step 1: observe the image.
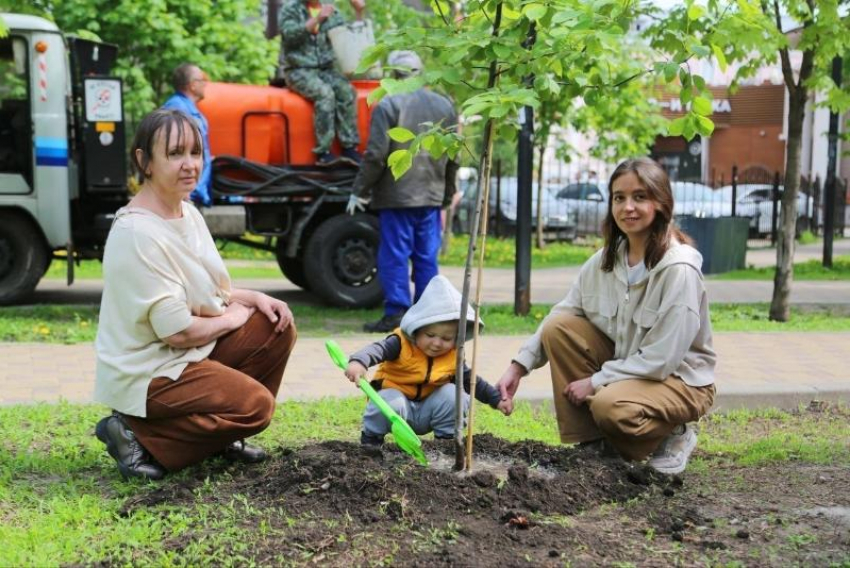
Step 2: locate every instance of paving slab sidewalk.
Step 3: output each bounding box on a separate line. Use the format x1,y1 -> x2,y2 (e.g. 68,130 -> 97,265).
13,239 -> 850,410
3,333 -> 848,411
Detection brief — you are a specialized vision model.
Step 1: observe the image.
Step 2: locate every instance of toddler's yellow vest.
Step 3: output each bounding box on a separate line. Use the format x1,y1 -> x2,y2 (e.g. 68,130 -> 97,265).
372,329 -> 458,401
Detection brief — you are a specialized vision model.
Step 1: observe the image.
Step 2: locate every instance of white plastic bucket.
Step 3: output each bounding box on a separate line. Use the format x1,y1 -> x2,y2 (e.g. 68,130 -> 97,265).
327,19 -> 382,79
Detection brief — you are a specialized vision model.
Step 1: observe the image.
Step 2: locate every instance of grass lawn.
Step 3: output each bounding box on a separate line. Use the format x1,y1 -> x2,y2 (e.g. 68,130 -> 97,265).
43,236 -> 600,280
714,255 -> 850,280
0,400 -> 847,566
44,258 -> 281,281
45,236 -> 850,281
1,303 -> 849,344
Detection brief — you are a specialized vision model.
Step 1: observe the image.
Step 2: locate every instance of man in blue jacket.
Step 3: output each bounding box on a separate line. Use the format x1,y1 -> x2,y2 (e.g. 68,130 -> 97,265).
162,63 -> 212,206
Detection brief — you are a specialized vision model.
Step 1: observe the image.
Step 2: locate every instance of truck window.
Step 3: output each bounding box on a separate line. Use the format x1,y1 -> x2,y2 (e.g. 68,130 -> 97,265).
0,36 -> 32,186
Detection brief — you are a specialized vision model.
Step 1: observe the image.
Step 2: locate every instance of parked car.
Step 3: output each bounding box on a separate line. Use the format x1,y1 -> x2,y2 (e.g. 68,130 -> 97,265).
718,184 -> 816,237
552,178 -> 819,240
455,176 -> 577,240
671,182 -> 732,218
554,182 -> 608,235
554,180 -> 733,235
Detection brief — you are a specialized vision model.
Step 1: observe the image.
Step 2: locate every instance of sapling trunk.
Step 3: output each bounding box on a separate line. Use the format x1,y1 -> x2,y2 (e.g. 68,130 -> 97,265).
464,127 -> 495,471
454,1 -> 503,471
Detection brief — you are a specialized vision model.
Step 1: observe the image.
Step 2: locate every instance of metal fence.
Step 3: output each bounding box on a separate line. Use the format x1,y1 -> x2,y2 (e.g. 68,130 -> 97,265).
451,161 -> 848,248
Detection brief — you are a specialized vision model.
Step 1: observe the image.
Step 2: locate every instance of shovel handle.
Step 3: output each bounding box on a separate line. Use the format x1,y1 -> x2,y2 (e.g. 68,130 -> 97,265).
357,378 -> 401,423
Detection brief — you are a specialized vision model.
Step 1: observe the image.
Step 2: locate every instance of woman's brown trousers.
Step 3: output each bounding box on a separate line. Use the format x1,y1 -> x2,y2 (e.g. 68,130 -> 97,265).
540,313 -> 714,461
126,312 -> 297,471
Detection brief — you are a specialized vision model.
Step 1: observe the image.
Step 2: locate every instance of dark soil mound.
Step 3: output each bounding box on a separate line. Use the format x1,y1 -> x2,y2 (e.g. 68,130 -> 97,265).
120,435 -> 673,566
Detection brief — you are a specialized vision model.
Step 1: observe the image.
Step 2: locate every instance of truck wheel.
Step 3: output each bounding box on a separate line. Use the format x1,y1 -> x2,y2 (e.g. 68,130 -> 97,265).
0,213 -> 50,305
274,240 -> 311,290
303,214 -> 382,308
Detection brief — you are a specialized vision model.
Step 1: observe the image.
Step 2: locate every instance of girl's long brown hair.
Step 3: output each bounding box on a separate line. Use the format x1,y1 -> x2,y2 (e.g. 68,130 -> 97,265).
601,157 -> 692,272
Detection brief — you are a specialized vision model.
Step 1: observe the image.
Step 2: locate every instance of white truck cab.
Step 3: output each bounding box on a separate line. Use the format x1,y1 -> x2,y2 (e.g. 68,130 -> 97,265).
1,13 -> 127,303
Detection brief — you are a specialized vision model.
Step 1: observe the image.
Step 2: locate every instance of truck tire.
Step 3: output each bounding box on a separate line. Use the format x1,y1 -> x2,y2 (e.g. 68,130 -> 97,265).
274,240 -> 311,290
303,214 -> 382,308
0,212 -> 50,305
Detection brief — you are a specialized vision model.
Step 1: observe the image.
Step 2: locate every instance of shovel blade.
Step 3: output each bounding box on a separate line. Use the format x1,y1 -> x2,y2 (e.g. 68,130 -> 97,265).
393,422 -> 428,465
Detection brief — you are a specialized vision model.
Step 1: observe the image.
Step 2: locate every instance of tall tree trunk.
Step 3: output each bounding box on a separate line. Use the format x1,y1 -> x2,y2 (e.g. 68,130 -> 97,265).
767,0 -> 815,322
535,144 -> 545,249
769,88 -> 806,321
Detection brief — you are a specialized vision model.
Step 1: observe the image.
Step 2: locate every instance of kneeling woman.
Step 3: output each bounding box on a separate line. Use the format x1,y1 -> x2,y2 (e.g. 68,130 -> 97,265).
497,157 -> 716,474
94,109 -> 297,480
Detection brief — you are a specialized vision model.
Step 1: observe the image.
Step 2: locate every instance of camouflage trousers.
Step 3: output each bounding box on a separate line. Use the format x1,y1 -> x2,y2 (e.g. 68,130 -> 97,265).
285,67 -> 360,155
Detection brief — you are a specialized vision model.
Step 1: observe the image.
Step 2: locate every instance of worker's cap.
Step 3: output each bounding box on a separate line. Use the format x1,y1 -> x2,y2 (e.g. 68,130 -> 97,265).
387,50 -> 423,76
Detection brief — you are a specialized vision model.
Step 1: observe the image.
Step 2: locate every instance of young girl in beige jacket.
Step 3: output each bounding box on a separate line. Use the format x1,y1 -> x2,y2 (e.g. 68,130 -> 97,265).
497,157 -> 716,474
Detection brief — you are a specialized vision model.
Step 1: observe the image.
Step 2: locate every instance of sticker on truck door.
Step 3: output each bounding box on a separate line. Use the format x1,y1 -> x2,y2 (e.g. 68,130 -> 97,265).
84,79 -> 122,122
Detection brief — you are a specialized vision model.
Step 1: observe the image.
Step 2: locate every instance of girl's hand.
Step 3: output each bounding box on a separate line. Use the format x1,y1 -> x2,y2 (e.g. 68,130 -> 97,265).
345,361 -> 367,383
496,361 -> 526,406
564,377 -> 595,406
497,398 -> 514,416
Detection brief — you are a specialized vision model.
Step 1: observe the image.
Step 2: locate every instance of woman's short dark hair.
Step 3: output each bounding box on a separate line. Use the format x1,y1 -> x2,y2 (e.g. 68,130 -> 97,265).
130,109 -> 202,183
601,157 -> 692,271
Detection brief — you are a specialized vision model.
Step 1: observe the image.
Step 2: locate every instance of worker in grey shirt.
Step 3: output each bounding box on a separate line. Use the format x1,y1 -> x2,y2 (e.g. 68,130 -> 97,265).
348,51 -> 460,333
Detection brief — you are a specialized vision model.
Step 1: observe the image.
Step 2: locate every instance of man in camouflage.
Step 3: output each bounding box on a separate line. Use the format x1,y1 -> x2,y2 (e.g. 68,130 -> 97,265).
279,0 -> 364,164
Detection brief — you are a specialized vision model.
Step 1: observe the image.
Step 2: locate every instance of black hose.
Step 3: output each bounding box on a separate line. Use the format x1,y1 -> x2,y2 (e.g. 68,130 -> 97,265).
211,155 -> 358,198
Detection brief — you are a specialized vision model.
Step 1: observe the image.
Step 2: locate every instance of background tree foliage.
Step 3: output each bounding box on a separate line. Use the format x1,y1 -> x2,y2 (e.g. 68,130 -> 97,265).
0,0 -> 278,121
651,0 -> 850,321
358,0 -> 748,179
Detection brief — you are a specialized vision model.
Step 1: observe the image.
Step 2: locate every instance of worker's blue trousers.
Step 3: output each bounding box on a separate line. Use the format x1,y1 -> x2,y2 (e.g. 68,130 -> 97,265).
377,207 -> 441,316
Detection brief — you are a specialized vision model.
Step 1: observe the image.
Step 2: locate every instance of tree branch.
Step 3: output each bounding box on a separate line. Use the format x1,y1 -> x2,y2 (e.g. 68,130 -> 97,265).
771,0 -> 797,94
434,0 -> 451,26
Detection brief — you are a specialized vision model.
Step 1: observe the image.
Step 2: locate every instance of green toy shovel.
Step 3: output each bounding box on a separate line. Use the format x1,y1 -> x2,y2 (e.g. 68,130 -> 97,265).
325,339 -> 428,466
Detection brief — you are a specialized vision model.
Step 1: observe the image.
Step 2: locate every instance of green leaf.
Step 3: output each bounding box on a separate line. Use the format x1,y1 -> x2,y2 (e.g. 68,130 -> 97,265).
388,127 -> 415,143
356,44 -> 388,74
421,134 -> 434,152
695,114 -> 715,136
502,5 -> 522,20
668,117 -> 687,136
442,67 -> 462,85
489,104 -> 511,118
367,86 -> 387,106
663,63 -> 678,83
492,43 -> 513,60
382,76 -> 427,96
692,45 -> 711,58
687,4 -> 705,20
427,136 -> 445,160
430,0 -> 452,18
388,149 -> 413,179
692,96 -> 712,116
522,4 -> 547,22
682,116 -> 697,140
711,43 -> 728,72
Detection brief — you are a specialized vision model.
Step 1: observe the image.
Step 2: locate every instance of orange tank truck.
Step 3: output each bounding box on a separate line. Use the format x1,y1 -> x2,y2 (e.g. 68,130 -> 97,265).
199,80 -> 379,165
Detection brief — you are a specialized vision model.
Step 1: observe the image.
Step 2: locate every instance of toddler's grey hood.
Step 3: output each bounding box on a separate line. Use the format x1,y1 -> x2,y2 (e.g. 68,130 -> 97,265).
400,275 -> 482,339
